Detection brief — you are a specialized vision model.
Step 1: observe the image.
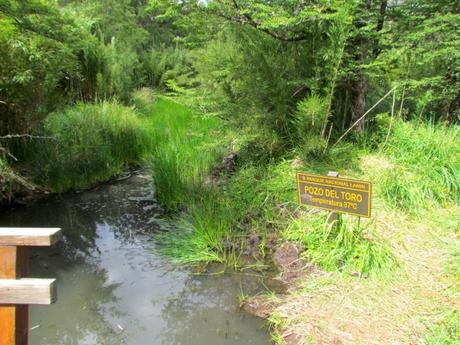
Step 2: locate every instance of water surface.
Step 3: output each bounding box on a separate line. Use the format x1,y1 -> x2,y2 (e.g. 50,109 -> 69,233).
0,174 -> 270,345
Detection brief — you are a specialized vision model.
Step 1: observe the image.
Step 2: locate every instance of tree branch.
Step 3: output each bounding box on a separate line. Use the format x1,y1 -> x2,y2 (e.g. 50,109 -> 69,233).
0,146 -> 18,161
373,0 -> 388,56
0,134 -> 55,140
212,0 -> 311,42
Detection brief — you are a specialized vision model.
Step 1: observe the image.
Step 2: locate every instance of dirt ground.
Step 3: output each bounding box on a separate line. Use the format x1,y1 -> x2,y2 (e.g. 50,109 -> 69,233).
242,205 -> 459,345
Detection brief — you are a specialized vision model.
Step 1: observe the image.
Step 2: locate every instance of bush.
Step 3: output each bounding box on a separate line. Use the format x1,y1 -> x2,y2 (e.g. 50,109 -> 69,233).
26,102 -> 148,192
294,95 -> 330,160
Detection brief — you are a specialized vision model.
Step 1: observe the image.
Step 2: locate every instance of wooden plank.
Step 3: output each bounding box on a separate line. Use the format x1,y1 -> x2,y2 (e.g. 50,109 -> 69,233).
0,278 -> 56,305
0,228 -> 62,246
0,246 -> 28,345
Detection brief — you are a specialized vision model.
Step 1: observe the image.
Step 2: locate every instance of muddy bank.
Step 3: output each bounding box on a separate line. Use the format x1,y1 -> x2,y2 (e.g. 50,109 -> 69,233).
241,242 -> 325,345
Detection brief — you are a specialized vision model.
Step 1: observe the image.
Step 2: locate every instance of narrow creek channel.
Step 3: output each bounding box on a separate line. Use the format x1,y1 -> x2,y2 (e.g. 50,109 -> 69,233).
0,173 -> 271,345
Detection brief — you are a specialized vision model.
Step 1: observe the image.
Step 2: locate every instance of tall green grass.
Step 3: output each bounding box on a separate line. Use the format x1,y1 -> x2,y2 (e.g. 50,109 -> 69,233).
379,119 -> 460,213
157,189 -> 236,264
283,214 -> 397,276
25,101 -> 149,192
145,97 -> 223,211
143,97 -> 234,263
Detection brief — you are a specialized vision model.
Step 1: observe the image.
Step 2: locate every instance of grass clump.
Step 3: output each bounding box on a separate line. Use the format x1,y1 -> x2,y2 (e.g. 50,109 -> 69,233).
378,119 -> 460,213
422,309 -> 460,345
283,214 -> 396,277
147,98 -> 233,263
157,189 -> 235,264
147,98 -> 223,211
131,88 -> 158,116
25,101 -> 148,192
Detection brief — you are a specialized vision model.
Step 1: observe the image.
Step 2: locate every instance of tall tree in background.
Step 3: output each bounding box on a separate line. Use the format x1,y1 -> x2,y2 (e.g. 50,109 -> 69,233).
347,0 -> 388,131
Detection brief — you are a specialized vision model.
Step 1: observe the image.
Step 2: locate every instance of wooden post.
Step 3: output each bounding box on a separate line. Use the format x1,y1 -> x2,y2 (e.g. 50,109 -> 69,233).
0,228 -> 61,345
0,247 -> 28,345
327,171 -> 340,227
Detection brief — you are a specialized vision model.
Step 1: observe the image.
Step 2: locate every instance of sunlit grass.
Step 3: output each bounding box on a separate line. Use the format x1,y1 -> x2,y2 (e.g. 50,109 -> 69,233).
379,120 -> 460,214
23,101 -> 149,192
145,97 -> 223,211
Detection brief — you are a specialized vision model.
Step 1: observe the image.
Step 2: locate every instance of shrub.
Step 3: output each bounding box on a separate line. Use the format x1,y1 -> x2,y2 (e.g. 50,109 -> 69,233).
294,95 -> 330,160
27,102 -> 147,192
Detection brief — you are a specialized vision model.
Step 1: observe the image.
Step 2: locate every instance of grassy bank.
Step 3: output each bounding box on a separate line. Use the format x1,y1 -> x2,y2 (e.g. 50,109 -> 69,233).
3,94 -> 457,344
144,100 -> 459,344
253,119 -> 460,344
8,100 -> 156,194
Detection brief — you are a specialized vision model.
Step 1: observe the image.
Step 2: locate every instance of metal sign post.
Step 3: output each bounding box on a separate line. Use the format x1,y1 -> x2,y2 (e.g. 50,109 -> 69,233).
326,171 -> 340,226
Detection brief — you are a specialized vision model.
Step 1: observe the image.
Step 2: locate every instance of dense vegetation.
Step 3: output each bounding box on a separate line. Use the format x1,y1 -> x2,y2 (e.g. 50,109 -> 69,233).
0,1 -> 459,344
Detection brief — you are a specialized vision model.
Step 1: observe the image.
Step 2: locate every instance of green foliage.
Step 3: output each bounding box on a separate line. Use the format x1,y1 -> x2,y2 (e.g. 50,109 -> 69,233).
131,88 -> 157,115
379,2 -> 460,122
196,1 -> 353,147
0,156 -> 13,202
237,129 -> 287,164
284,214 -> 397,276
377,118 -> 460,213
140,47 -> 192,90
25,102 -> 148,192
0,0 -> 91,133
0,0 -> 200,136
146,98 -> 223,211
422,309 -> 460,345
294,95 -> 329,159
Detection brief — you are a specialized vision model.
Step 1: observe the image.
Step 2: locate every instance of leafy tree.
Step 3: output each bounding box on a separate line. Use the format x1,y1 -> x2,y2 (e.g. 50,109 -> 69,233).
0,0 -> 90,133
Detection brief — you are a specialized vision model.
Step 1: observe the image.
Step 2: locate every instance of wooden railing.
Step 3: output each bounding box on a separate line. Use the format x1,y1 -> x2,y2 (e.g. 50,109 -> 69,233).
0,228 -> 62,345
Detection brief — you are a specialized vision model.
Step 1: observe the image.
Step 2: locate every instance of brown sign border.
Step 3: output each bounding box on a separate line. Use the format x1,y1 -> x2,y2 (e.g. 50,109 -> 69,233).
296,173 -> 372,218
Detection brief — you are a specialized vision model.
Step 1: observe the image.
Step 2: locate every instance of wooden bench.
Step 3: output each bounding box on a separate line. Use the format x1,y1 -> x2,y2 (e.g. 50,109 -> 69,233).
0,228 -> 62,345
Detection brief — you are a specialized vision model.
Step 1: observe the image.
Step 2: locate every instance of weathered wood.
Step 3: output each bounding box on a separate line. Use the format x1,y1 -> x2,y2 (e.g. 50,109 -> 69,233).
0,246 -> 28,345
0,228 -> 62,246
0,278 -> 56,305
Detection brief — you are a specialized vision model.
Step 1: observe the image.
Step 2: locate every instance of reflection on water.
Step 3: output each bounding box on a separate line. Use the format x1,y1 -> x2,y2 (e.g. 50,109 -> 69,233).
0,174 -> 270,345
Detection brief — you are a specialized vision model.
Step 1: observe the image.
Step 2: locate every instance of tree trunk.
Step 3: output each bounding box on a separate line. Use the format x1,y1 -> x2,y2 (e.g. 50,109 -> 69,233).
350,0 -> 387,132
351,74 -> 369,132
446,90 -> 460,124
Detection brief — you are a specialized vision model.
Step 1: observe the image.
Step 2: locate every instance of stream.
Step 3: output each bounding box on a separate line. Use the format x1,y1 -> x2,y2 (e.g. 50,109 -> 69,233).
0,173 -> 271,345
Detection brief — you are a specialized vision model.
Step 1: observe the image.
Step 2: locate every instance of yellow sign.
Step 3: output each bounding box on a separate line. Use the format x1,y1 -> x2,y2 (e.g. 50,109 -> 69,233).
297,173 -> 372,218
